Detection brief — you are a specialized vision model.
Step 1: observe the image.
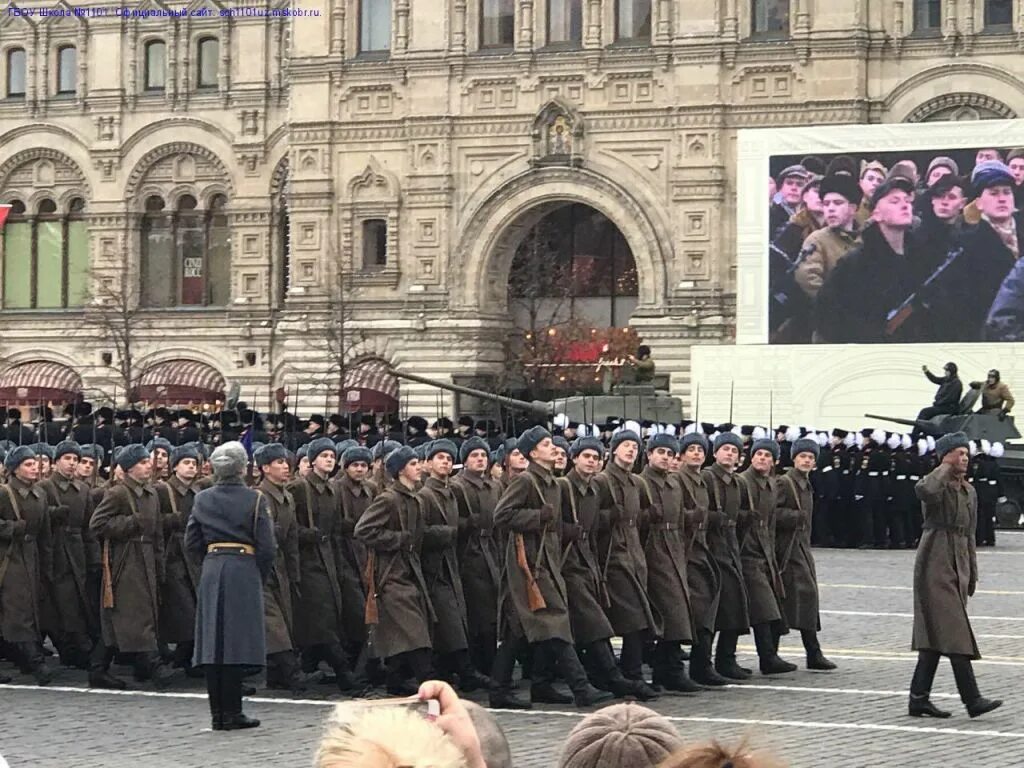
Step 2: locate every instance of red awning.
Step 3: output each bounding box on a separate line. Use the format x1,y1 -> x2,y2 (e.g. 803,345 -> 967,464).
134,359 -> 227,404
341,359 -> 399,413
0,360 -> 82,403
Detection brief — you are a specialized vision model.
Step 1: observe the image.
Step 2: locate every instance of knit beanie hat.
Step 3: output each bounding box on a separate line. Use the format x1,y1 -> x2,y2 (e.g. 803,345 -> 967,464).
557,703 -> 683,768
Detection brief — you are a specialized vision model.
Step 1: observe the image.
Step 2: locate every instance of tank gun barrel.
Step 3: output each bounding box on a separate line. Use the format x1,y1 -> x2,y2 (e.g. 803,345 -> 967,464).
390,369 -> 553,419
863,413 -> 922,429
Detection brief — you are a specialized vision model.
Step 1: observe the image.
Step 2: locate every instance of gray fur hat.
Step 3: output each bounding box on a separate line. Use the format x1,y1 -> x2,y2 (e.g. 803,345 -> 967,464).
610,430 -> 641,453
117,444 -> 150,472
570,436 -> 605,459
427,439 -> 458,461
791,437 -> 821,461
646,433 -> 679,454
53,440 -> 82,461
385,445 -> 418,478
517,426 -> 551,460
713,432 -> 744,454
372,439 -> 402,461
210,441 -> 248,479
680,432 -> 710,454
935,431 -> 970,460
459,436 -> 490,463
80,444 -> 105,464
254,443 -> 289,467
750,438 -> 780,462
170,443 -> 201,469
146,437 -> 173,456
4,444 -> 36,472
31,442 -> 55,461
306,437 -> 337,463
342,446 -> 373,467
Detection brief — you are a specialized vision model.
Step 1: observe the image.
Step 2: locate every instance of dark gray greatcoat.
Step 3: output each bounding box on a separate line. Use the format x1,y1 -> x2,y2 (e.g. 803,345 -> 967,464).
593,462 -> 659,636
640,465 -> 694,644
259,477 -> 300,655
557,471 -> 614,645
677,466 -> 721,635
354,481 -> 435,659
0,476 -> 51,643
156,476 -> 200,644
493,462 -> 573,644
418,476 -> 470,654
702,463 -> 750,633
912,464 -> 980,659
38,472 -> 94,637
737,468 -> 786,628
185,480 -> 275,666
775,468 -> 822,632
334,474 -> 373,645
90,476 -> 163,653
452,470 -> 502,644
288,472 -> 345,647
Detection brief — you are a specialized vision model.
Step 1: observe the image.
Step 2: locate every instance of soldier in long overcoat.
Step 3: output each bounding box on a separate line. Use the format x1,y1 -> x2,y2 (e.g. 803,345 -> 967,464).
37,441 -> 95,670
417,439 -> 487,691
186,442 -> 275,731
354,446 -> 436,695
908,432 -> 1001,719
255,444 -> 305,691
593,430 -> 659,687
640,433 -> 698,693
156,444 -> 201,673
677,432 -> 726,686
0,445 -> 53,684
493,427 -> 611,709
776,438 -> 836,671
702,433 -> 752,680
333,447 -> 375,656
738,439 -> 795,675
288,437 -> 354,689
89,444 -> 176,689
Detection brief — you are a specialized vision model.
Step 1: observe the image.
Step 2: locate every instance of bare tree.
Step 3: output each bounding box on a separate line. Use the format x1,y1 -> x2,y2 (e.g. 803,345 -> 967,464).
315,262 -> 367,413
82,271 -> 149,407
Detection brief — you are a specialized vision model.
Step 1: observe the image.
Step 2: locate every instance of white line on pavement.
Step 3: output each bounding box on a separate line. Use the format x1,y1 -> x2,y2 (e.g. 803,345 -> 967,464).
821,609 -> 1024,622
755,650 -> 1024,667
819,584 -> 1024,596
978,634 -> 1024,639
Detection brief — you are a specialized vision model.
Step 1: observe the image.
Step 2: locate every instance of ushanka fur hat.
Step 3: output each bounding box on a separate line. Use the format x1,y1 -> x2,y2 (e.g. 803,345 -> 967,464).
935,431 -> 970,460
750,438 -> 780,462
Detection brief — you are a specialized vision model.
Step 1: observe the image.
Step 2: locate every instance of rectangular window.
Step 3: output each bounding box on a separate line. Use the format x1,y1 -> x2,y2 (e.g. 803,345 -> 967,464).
57,46 -> 76,94
197,38 -> 219,88
6,48 -> 26,97
985,0 -> 1013,27
141,215 -> 175,308
362,219 -> 388,270
207,212 -> 231,306
145,41 -> 166,90
481,0 -> 515,48
360,0 -> 393,52
2,221 -> 32,308
914,0 -> 941,30
617,0 -> 652,41
177,213 -> 205,305
752,0 -> 789,35
548,0 -> 583,44
35,220 -> 63,308
66,219 -> 89,307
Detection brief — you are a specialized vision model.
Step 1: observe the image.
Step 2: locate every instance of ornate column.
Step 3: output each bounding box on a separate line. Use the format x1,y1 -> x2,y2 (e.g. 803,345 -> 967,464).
584,0 -> 601,48
452,0 -> 467,53
516,0 -> 534,51
396,0 -> 410,51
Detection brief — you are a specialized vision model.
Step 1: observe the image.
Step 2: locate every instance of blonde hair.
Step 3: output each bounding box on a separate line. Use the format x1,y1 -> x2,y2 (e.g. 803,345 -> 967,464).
659,739 -> 783,768
315,704 -> 468,768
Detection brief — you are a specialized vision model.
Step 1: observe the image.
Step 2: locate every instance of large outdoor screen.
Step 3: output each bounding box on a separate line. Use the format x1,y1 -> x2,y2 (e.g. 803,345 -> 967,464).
734,121 -> 1024,346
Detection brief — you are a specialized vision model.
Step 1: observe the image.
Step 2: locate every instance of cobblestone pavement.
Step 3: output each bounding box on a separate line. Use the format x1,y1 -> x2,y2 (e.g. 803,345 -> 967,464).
2,534 -> 1023,768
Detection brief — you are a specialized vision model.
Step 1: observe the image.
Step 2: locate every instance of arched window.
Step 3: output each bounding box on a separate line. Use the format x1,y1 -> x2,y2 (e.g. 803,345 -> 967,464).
360,0 -> 392,52
616,0 -> 651,42
751,0 -> 789,35
139,193 -> 231,307
144,40 -> 166,91
481,0 -> 514,48
548,0 -> 582,45
985,0 -> 1013,27
196,37 -> 219,88
5,48 -> 26,98
914,0 -> 941,31
2,196 -> 89,309
56,45 -> 76,94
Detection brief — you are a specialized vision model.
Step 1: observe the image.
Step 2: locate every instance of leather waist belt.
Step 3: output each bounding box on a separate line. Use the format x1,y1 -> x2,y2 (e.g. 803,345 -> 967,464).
207,542 -> 255,555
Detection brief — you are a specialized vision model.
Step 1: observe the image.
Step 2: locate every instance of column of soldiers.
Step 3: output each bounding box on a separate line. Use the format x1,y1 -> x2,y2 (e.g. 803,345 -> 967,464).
0,406 -> 1005,702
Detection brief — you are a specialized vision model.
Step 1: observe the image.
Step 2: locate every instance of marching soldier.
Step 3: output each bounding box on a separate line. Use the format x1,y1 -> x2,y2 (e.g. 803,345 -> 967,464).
775,437 -> 836,671
0,445 -> 54,684
640,433 -> 698,693
156,444 -> 202,675
147,437 -> 173,481
738,438 -> 795,675
702,432 -> 752,680
89,445 -> 176,689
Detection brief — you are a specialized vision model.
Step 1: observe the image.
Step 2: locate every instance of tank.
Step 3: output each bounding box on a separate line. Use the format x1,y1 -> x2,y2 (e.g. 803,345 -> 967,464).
391,369 -> 684,425
863,412 -> 1021,443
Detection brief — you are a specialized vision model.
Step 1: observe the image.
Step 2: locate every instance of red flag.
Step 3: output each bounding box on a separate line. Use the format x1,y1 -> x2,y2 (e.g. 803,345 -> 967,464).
0,204 -> 10,232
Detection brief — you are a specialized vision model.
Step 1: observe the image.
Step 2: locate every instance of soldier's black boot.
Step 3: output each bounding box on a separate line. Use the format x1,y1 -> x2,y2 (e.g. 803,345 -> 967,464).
714,632 -> 750,680
17,642 -> 52,685
652,641 -> 700,694
138,652 -> 178,690
547,639 -> 614,708
450,649 -> 490,693
489,639 -> 531,710
689,631 -> 729,687
88,644 -> 126,690
802,630 -> 837,671
951,655 -> 1003,719
754,624 -> 797,675
529,643 -> 573,704
385,654 -> 418,696
588,640 -> 657,701
206,665 -> 224,729
908,650 -> 950,718
219,665 -> 260,731
324,643 -> 357,693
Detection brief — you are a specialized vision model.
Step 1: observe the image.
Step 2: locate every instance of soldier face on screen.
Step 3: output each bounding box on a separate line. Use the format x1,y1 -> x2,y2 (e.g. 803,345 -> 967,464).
780,176 -> 804,205
464,449 -> 489,473
750,449 -> 775,474
683,445 -> 705,468
860,169 -> 885,198
801,186 -> 823,217
14,458 -> 39,483
976,148 -> 1002,164
871,190 -> 914,229
1010,158 -> 1024,186
263,458 -> 291,484
553,447 -> 568,470
128,457 -> 153,482
55,453 -> 78,479
927,166 -> 953,187
932,187 -> 966,221
977,185 -> 1016,225
822,193 -> 856,229
647,446 -> 675,471
77,457 -> 96,477
574,449 -> 602,477
793,451 -> 816,472
428,453 -> 453,479
175,457 -> 198,482
613,440 -> 638,469
715,444 -> 739,470
346,461 -> 369,481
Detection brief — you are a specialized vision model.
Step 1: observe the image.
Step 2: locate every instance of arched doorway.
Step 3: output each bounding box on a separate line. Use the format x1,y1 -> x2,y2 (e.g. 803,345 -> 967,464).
505,203 -> 640,398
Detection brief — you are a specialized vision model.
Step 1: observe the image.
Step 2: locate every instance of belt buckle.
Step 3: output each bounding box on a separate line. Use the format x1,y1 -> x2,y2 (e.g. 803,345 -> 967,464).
320,535 -> 329,544
24,533 -> 35,542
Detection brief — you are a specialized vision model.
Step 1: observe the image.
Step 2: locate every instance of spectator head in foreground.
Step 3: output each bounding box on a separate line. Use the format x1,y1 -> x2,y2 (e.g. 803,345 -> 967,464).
463,701 -> 513,768
659,739 -> 783,768
558,703 -> 684,768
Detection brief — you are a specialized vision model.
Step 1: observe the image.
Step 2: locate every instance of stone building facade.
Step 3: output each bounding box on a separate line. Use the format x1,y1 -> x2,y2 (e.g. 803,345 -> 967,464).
1,0 -> 1024,417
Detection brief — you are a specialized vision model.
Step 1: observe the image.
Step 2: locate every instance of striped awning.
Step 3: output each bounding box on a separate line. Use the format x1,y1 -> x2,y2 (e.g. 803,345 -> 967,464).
341,359 -> 399,412
134,359 -> 227,404
0,360 -> 82,402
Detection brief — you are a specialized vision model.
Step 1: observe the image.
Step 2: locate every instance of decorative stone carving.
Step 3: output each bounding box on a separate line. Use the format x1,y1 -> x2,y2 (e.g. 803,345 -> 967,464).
531,99 -> 584,168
